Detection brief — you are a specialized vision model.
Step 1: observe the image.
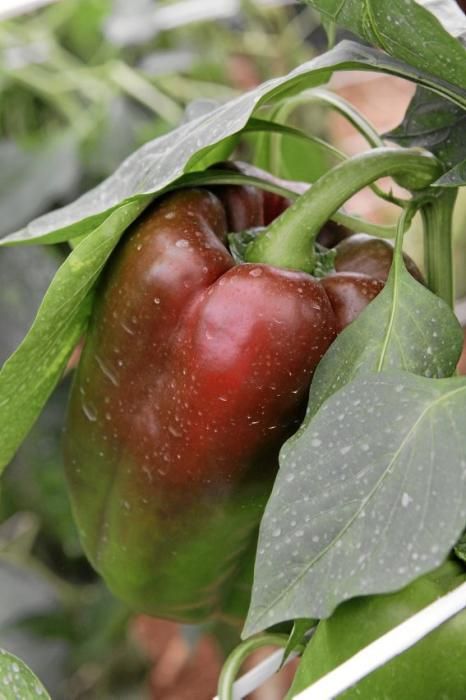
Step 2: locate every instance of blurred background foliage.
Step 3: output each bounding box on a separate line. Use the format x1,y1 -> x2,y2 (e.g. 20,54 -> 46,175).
0,2 -> 465,698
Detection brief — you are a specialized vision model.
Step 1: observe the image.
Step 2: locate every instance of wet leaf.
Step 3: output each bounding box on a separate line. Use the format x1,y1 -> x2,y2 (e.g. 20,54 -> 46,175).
302,0 -> 466,88
385,87 -> 466,174
306,254 -> 463,420
434,157 -> 466,186
0,649 -> 51,699
244,371 -> 466,634
0,200 -> 148,471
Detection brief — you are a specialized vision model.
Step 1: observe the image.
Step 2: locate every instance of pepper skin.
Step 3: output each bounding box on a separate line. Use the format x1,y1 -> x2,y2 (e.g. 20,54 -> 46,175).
288,560 -> 466,699
334,233 -> 424,282
321,272 -> 384,332
64,188 -> 337,622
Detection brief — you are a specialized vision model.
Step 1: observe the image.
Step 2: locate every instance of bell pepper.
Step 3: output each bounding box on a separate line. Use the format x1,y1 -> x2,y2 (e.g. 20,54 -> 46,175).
321,272 -> 384,332
334,232 -> 424,282
64,186 -> 338,622
288,559 -> 466,699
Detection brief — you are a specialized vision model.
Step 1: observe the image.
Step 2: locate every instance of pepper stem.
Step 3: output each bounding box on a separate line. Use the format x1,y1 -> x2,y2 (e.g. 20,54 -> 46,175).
420,189 -> 457,308
245,147 -> 441,273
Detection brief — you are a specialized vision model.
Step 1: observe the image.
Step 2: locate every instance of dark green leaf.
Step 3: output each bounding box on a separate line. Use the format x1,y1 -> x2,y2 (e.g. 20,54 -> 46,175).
302,0 -> 466,88
0,649 -> 51,699
282,619 -> 315,664
307,257 -> 463,420
385,87 -> 466,172
454,532 -> 466,563
434,158 -> 466,186
0,200 -> 147,472
243,371 -> 466,634
2,40 -> 465,248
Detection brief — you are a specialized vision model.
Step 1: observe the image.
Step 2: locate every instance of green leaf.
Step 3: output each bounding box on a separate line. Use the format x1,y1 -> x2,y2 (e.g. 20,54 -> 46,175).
0,649 -> 50,699
282,619 -> 315,664
307,255 -> 463,419
385,87 -> 466,173
454,532 -> 466,563
0,200 -> 147,472
2,40 -> 465,248
302,0 -> 466,88
243,371 -> 466,635
434,157 -> 466,186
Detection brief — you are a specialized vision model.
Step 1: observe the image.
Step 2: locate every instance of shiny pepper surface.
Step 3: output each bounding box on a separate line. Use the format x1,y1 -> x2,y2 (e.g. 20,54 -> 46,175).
64,188 -> 337,622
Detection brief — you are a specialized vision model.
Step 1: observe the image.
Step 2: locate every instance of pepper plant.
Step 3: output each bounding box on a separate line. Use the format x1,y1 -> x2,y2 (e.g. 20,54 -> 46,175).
0,0 -> 465,697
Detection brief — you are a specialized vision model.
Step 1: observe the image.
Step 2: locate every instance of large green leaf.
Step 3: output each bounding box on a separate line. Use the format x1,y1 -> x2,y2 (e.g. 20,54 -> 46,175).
0,200 -> 147,471
243,371 -> 466,634
303,0 -> 466,88
434,157 -> 466,187
2,40 -> 465,249
0,649 -> 50,699
306,254 -> 463,419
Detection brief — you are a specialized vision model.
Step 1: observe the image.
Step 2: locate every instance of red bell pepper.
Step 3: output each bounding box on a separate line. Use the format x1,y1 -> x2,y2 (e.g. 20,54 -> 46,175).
64,186 -> 338,621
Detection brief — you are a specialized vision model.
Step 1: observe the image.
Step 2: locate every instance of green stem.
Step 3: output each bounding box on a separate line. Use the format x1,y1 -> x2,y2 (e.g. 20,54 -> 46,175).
420,189 -> 457,308
252,96 -> 404,206
245,147 -> 441,273
217,633 -> 289,700
306,88 -> 384,149
173,170 -> 397,238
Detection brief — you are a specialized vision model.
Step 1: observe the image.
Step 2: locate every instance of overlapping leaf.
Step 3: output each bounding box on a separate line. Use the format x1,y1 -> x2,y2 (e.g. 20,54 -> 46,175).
0,648 -> 51,700
386,87 -> 466,184
244,372 -> 466,634
0,200 -> 148,471
302,0 -> 466,88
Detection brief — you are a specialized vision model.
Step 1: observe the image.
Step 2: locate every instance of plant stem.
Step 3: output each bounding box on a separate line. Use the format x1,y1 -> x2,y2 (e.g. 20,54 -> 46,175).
217,633 -> 289,700
245,147 -> 441,273
420,188 -> 457,308
174,169 -> 398,238
306,88 -> 384,149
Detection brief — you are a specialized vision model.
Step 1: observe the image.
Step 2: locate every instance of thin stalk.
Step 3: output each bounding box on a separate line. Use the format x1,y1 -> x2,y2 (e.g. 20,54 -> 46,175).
306,88 -> 384,149
245,147 -> 441,273
217,633 -> 289,700
420,188 -> 457,308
